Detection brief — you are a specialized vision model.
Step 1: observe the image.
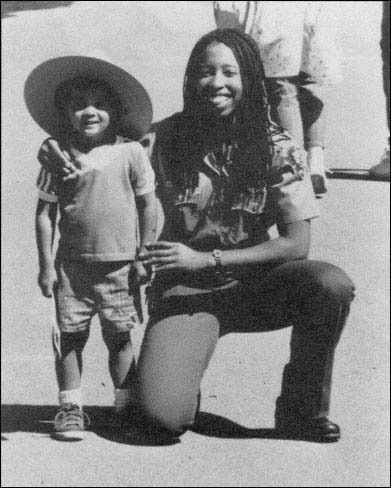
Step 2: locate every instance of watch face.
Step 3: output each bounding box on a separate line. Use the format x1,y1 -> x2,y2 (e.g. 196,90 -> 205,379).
213,249 -> 223,259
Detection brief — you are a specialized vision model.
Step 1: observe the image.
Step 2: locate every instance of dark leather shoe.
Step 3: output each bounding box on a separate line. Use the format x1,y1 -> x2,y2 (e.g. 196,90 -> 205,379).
275,416 -> 341,442
310,174 -> 327,197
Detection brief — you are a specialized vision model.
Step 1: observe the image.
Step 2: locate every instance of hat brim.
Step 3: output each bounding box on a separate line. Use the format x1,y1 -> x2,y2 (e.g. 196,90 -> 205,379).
24,56 -> 152,140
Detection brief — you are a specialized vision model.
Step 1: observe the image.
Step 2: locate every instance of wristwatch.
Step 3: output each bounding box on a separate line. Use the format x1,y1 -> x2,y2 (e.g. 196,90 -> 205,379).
212,249 -> 223,282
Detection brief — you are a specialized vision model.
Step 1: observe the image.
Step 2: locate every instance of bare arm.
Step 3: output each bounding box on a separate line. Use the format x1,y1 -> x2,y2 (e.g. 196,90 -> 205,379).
221,220 -> 310,267
36,199 -> 58,297
133,190 -> 158,284
139,220 -> 310,273
136,190 -> 158,253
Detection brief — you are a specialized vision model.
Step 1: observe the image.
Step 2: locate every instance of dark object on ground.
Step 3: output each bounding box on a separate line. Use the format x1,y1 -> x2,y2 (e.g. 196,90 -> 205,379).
275,416 -> 341,443
328,168 -> 390,182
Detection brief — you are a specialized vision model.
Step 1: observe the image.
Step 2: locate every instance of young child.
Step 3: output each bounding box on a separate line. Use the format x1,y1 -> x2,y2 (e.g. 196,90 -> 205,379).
25,55 -> 157,440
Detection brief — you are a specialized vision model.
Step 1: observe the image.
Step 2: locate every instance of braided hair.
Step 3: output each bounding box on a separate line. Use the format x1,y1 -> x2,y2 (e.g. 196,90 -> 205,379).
165,28 -> 283,191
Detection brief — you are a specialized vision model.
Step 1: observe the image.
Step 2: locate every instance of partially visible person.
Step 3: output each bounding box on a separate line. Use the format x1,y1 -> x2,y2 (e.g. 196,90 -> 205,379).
369,0 -> 390,179
214,1 -> 343,196
25,55 -> 157,441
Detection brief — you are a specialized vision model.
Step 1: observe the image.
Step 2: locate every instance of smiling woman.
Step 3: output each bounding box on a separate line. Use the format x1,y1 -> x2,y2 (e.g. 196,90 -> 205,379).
197,42 -> 243,118
134,28 -> 355,442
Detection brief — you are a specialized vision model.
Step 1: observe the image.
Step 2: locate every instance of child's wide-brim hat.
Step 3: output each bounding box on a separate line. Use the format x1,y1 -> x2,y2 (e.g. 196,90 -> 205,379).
24,55 -> 152,140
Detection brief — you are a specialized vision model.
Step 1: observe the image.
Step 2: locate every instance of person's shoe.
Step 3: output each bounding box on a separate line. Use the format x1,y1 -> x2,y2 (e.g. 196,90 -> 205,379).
53,403 -> 90,441
310,174 -> 328,197
369,148 -> 390,179
275,416 -> 340,442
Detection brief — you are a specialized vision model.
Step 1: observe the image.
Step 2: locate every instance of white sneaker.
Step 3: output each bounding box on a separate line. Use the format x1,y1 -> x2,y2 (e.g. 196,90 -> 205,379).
53,403 -> 90,441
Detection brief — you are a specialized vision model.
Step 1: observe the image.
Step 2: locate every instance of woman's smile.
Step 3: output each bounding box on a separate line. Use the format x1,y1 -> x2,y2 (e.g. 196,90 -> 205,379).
197,41 -> 242,118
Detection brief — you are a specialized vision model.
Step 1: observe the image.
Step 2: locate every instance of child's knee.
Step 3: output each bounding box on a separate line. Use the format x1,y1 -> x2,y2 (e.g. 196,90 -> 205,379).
102,329 -> 131,351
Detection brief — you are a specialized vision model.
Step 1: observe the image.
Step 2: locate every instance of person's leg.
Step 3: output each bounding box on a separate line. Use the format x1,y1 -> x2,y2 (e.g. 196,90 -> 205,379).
370,0 -> 390,177
97,262 -> 139,416
101,330 -> 136,389
55,330 -> 89,393
228,260 -> 354,441
53,260 -> 94,440
265,76 -> 304,148
137,298 -> 220,438
299,76 -> 328,195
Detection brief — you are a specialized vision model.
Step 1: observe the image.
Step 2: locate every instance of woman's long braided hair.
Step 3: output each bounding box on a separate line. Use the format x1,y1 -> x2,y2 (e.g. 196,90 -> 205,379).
165,28 -> 284,192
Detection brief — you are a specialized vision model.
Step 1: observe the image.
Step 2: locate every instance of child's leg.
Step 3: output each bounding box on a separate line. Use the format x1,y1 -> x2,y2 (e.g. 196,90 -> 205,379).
96,262 -> 140,413
52,260 -> 95,440
101,329 -> 136,390
55,330 -> 90,394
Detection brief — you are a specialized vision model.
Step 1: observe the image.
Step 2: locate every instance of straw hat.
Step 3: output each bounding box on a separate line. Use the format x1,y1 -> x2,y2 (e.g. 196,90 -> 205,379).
24,54 -> 152,140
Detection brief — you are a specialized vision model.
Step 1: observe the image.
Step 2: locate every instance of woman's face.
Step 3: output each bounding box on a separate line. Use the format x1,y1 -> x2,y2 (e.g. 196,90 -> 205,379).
196,41 -> 243,118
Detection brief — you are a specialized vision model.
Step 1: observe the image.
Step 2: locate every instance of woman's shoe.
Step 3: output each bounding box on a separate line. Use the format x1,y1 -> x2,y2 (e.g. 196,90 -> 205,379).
311,174 -> 328,197
275,416 -> 340,442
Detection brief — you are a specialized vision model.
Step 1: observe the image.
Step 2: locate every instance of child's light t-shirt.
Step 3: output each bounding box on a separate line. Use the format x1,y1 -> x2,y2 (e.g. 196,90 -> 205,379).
37,136 -> 155,262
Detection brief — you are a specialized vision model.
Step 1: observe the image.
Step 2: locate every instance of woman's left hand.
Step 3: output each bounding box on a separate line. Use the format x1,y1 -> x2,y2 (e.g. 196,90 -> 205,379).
139,241 -> 210,273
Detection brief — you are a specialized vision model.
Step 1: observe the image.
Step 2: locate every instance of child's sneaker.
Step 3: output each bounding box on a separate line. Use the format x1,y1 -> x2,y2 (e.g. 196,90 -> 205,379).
53,403 -> 90,441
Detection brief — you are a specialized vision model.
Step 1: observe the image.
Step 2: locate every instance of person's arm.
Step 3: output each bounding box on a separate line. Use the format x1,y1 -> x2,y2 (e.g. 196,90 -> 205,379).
128,142 -> 158,283
136,190 -> 158,254
36,199 -> 58,297
133,191 -> 157,284
139,219 -> 310,273
38,138 -> 79,180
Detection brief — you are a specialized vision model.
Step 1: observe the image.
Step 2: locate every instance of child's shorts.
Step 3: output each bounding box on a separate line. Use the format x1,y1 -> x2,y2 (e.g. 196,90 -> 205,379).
54,260 -> 139,334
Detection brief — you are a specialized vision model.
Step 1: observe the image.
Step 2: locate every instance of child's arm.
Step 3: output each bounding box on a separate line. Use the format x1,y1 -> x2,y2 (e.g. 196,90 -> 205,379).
134,190 -> 157,283
36,199 -> 58,297
136,190 -> 157,252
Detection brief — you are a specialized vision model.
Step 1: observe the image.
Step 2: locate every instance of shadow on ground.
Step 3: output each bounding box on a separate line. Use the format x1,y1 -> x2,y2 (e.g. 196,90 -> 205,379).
191,412 -> 286,440
1,404 -> 179,446
1,404 -> 327,445
1,1 -> 74,19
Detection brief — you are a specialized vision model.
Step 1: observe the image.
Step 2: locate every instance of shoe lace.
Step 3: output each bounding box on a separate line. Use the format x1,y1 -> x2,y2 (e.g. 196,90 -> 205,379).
55,403 -> 91,428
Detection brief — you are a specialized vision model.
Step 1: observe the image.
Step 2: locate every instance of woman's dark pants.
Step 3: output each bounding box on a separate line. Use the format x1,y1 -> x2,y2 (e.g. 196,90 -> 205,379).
137,260 -> 355,436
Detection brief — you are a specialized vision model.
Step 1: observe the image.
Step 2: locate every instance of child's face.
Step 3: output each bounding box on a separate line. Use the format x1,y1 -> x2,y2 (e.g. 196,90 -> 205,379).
67,85 -> 115,140
196,41 -> 243,119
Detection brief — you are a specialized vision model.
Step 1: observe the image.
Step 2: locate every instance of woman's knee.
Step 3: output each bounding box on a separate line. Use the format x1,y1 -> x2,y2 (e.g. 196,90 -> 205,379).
140,395 -> 196,437
303,261 -> 355,304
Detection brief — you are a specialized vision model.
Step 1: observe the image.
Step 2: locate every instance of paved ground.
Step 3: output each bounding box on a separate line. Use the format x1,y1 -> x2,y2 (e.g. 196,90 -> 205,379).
1,2 -> 390,487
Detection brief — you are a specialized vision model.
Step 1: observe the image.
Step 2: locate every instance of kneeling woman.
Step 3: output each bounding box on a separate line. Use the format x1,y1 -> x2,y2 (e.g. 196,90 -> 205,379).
138,28 -> 354,442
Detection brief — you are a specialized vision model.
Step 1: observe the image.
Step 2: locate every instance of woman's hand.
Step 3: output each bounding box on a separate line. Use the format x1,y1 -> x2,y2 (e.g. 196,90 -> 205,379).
38,138 -> 80,181
139,241 -> 211,273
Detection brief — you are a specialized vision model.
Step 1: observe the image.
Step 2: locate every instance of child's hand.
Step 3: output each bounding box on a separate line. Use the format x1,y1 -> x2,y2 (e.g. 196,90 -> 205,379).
38,267 -> 57,298
132,260 -> 151,286
38,138 -> 80,181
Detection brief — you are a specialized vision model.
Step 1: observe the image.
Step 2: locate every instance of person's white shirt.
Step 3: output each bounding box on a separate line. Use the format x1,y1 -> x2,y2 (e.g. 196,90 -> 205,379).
214,1 -> 342,84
